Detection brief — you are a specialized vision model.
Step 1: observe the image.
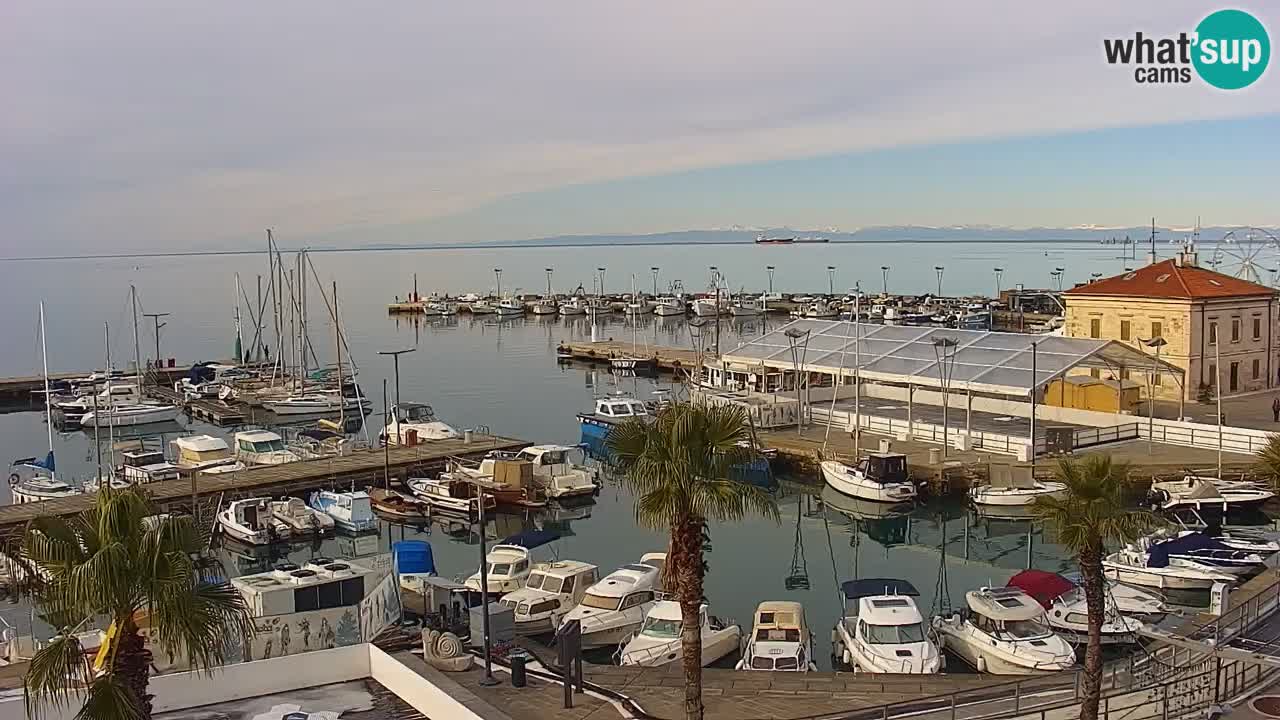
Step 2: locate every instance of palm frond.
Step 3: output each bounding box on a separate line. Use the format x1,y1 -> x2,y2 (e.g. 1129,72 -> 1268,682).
24,634 -> 90,720
74,674 -> 145,720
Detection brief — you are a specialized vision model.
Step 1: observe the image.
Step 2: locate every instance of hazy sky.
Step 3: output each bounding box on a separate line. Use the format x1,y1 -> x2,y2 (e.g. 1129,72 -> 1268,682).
2,2 -> 1277,253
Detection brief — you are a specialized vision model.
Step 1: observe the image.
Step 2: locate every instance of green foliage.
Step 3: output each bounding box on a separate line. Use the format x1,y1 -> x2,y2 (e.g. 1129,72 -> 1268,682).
1031,456 -> 1161,553
1254,434 -> 1280,489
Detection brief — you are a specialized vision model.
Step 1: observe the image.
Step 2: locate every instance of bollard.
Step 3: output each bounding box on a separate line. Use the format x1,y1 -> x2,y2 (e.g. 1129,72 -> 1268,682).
928,447 -> 942,464
464,429 -> 473,445
510,649 -> 528,688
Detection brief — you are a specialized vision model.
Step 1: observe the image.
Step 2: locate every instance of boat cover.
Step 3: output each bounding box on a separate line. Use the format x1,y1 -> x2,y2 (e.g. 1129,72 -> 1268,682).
188,362 -> 217,383
841,578 -> 919,599
393,540 -> 436,575
1006,570 -> 1075,609
965,587 -> 1045,621
502,529 -> 560,549
1148,532 -> 1234,568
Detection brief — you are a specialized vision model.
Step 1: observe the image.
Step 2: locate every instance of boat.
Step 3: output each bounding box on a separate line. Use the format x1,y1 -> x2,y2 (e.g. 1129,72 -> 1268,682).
730,295 -> 766,317
498,560 -> 600,634
1006,570 -> 1144,645
1136,531 -> 1265,576
263,392 -> 369,416
463,544 -> 534,595
383,402 -> 461,445
795,300 -> 840,319
832,579 -> 941,674
577,394 -> 651,446
559,553 -> 667,649
444,458 -> 549,509
484,445 -> 599,500
611,355 -> 658,373
736,601 -> 818,672
289,427 -> 354,460
270,497 -> 335,535
469,300 -> 498,315
1101,546 -> 1236,590
821,453 -> 917,503
368,488 -> 432,521
559,296 -> 590,316
424,301 -> 458,316
1059,573 -> 1167,616
532,299 -> 559,315
969,473 -> 1067,507
308,490 -> 378,532
118,448 -> 181,484
82,474 -> 131,494
54,382 -> 143,419
495,298 -> 525,317
755,235 -> 795,244
691,297 -> 723,317
218,498 -> 292,545
80,403 -> 181,428
652,295 -> 686,316
172,435 -> 247,474
1148,475 -> 1274,512
618,601 -> 741,668
625,297 -> 653,315
233,430 -> 300,466
932,587 -> 1076,674
407,477 -> 495,516
8,463 -> 83,504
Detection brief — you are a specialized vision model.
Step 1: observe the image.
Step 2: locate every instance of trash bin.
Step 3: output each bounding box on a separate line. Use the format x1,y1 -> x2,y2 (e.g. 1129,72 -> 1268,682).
510,649 -> 528,688
878,439 -> 892,453
928,448 -> 942,464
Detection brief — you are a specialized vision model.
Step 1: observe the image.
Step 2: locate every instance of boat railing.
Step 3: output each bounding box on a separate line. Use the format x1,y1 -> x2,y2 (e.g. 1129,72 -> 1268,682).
615,635 -> 679,667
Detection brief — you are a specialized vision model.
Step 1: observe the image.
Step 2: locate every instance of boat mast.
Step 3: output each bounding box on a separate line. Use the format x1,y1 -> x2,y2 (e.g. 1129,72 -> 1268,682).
234,274 -> 244,363
334,280 -> 345,425
131,284 -> 142,392
39,302 -> 54,479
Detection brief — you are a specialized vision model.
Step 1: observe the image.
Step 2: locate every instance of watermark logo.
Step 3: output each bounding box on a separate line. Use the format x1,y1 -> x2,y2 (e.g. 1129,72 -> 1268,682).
1104,8 -> 1270,89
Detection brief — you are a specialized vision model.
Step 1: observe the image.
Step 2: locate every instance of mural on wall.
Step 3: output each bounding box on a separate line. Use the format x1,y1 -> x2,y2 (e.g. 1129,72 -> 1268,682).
155,680 -> 375,720
358,571 -> 401,643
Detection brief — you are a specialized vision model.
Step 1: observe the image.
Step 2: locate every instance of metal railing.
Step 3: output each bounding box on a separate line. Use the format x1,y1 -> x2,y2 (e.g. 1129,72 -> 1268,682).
1137,418 -> 1271,454
1072,423 -> 1141,450
1187,574 -> 1280,647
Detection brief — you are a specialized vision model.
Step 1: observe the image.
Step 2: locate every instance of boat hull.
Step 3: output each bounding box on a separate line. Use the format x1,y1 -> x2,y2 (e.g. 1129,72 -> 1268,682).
81,405 -> 181,427
969,484 -> 1067,507
821,461 -> 916,503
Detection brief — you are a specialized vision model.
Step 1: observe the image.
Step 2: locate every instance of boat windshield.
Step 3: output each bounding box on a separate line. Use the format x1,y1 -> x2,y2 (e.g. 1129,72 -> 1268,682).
1002,618 -> 1052,640
251,439 -> 286,452
525,572 -> 546,590
404,405 -> 435,421
641,617 -> 682,638
489,563 -> 512,576
580,593 -> 621,611
865,622 -> 927,644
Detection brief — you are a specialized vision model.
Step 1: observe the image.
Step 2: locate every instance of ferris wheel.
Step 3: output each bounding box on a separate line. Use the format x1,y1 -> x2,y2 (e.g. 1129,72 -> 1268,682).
1209,227 -> 1280,286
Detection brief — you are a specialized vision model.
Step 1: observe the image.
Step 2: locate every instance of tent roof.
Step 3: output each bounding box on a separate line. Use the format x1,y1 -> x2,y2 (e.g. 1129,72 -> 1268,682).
720,319 -> 1184,397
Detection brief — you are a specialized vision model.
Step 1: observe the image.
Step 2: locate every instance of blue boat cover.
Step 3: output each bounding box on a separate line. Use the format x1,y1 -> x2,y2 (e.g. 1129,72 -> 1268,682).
188,362 -> 217,383
841,578 -> 920,599
393,540 -> 436,575
11,451 -> 55,473
1148,532 -> 1233,568
502,529 -> 560,549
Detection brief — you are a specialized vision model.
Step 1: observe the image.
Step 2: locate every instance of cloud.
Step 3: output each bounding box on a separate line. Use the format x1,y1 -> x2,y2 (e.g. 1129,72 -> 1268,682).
2,1 -> 1277,251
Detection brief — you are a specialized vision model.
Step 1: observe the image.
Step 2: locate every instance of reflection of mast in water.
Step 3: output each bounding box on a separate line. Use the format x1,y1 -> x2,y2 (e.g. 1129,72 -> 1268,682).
930,511 -> 952,616
785,495 -> 810,590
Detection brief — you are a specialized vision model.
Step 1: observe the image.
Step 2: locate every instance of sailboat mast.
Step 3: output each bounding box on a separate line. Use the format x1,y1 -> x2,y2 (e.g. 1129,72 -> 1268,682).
334,280 -> 345,425
39,302 -> 54,478
131,284 -> 142,390
235,274 -> 244,363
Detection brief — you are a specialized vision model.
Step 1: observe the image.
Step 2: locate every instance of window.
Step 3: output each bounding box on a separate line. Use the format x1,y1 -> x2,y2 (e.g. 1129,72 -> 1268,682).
1120,320 -> 1131,341
581,593 -> 622,611
1090,368 -> 1101,379
622,591 -> 654,610
1255,318 -> 1263,340
562,576 -> 576,594
863,622 -> 927,644
513,560 -> 529,574
1090,318 -> 1101,339
1209,323 -> 1218,345
1254,359 -> 1261,380
1232,319 -> 1241,343
529,599 -> 560,615
1151,321 -> 1162,339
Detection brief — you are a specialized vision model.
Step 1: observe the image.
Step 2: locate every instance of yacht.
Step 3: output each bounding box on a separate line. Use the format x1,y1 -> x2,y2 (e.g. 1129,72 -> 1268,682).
730,295 -> 766,317
558,296 -> 590,316
9,474 -> 83,504
618,601 -> 741,668
577,394 -> 651,446
407,477 -> 494,516
691,297 -> 723,317
821,453 -> 917,503
218,498 -> 291,545
308,490 -> 377,532
80,403 -> 180,428
1148,475 -> 1274,512
172,435 -> 246,474
652,296 -> 686,317
263,392 -> 369,416
1007,570 -> 1143,645
499,561 -> 600,635
270,497 -> 335,535
969,475 -> 1067,507
1059,573 -> 1167,616
233,430 -> 300,466
736,601 -> 817,672
559,554 -> 667,649
832,579 -> 941,674
367,488 -> 431,521
495,298 -> 525,317
1102,546 -> 1236,590
486,445 -> 599,500
932,587 -> 1076,674
1136,531 -> 1265,576
383,402 -> 461,445
464,544 -> 533,595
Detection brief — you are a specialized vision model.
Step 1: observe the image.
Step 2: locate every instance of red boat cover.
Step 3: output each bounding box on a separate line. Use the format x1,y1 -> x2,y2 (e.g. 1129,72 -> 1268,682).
1006,569 -> 1076,609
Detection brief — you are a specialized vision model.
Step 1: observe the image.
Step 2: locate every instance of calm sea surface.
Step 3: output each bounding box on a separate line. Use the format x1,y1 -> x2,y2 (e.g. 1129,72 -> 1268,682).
0,241 -> 1150,665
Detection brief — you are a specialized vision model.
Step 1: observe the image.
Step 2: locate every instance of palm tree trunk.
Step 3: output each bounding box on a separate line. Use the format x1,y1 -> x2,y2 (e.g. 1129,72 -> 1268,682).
672,514 -> 705,720
114,619 -> 155,719
1078,543 -> 1105,720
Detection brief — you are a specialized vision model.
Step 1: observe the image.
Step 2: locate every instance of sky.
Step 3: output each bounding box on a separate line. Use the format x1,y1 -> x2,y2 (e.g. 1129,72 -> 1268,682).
2,2 -> 1278,253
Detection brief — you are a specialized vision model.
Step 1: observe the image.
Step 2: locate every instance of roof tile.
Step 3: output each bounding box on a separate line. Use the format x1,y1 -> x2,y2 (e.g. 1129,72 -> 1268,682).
1064,259 -> 1275,300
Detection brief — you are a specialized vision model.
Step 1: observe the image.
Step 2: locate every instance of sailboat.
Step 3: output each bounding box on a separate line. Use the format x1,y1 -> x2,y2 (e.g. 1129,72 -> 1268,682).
80,286 -> 181,428
532,269 -> 559,315
10,303 -> 84,504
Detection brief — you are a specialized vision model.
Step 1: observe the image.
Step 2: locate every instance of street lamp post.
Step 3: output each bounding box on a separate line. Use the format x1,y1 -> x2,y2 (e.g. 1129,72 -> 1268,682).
994,267 -> 1004,299
1140,337 -> 1168,454
1054,267 -> 1066,292
378,348 -> 415,443
598,267 -> 607,297
494,268 -> 503,299
651,267 -> 660,296
785,328 -> 812,436
932,337 -> 958,457
935,266 -> 945,297
545,268 -> 555,299
473,482 -> 499,687
880,266 -> 890,296
767,266 -> 776,294
827,266 -> 836,297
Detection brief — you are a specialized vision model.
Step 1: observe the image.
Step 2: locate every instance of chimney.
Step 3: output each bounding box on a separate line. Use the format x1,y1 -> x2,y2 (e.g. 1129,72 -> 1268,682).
1176,241 -> 1199,268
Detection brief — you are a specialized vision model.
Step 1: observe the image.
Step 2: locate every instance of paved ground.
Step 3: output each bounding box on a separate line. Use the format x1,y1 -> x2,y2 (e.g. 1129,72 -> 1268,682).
828,397 -> 1085,440
1155,388 -> 1280,431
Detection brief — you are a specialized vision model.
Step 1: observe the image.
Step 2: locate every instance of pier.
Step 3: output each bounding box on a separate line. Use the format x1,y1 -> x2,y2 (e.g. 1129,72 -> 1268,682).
0,434 -> 527,538
0,366 -> 192,411
556,340 -> 700,373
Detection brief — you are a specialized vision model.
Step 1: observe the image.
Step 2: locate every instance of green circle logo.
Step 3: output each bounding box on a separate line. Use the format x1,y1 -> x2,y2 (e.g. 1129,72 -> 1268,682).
1193,9 -> 1270,90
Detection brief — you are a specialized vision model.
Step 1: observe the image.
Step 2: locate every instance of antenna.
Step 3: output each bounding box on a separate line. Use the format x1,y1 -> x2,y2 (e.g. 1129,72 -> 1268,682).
1148,217 -> 1159,265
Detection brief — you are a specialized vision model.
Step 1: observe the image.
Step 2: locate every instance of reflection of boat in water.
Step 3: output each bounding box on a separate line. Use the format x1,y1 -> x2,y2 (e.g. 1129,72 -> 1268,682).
820,486 -> 911,547
972,503 -> 1038,521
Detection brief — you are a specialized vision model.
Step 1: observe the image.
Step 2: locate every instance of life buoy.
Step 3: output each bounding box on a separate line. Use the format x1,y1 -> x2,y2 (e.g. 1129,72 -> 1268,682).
7,474 -> 18,488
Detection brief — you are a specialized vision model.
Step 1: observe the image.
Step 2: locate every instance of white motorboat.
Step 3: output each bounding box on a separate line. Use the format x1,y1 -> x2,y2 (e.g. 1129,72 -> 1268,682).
625,297 -> 654,315
932,587 -> 1076,674
464,544 -> 534,595
1060,572 -> 1168,616
54,382 -> 142,416
487,445 -> 598,500
691,298 -> 722,317
8,467 -> 83,504
1149,475 -> 1274,512
383,402 -> 461,445
559,296 -> 590,316
1102,547 -> 1236,590
424,301 -> 458,316
821,453 -> 917,503
407,477 -> 494,516
499,561 -> 600,634
1007,570 -> 1144,645
233,430 -> 300,466
730,295 -> 766,317
218,498 -> 291,545
1135,531 -> 1265,576
80,403 -> 180,427
736,601 -> 818,672
308,490 -> 377,532
832,579 -> 941,674
969,474 -> 1067,507
83,474 -> 131,494
532,299 -> 559,315
172,435 -> 246,474
578,393 -> 652,446
795,300 -> 840,319
559,553 -> 667,649
118,448 -> 181,484
263,392 -> 369,416
270,497 -> 335,535
619,601 -> 741,668
469,300 -> 498,315
495,298 -> 525,317
653,295 -> 686,316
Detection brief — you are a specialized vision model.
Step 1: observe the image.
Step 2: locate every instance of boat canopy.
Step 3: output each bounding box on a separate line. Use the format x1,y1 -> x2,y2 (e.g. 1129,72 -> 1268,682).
1148,532 -> 1234,569
752,601 -> 807,641
1006,570 -> 1075,609
965,588 -> 1045,621
864,454 -> 908,485
841,578 -> 920,600
502,529 -> 560,549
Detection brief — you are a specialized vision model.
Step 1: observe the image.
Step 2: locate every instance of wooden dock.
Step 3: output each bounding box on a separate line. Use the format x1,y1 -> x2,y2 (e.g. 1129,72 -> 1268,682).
0,366 -> 192,410
0,434 -> 527,538
148,386 -> 247,425
555,340 -> 700,373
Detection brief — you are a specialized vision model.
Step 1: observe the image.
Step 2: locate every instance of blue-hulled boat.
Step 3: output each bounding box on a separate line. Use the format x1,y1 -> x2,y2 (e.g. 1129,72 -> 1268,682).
577,394 -> 651,450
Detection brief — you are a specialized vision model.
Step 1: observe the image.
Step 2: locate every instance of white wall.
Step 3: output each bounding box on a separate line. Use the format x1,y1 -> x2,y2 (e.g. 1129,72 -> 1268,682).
368,645 -> 490,720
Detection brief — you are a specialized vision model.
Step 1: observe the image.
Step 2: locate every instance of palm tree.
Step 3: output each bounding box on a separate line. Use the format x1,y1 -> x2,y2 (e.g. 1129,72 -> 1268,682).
1030,456 -> 1159,720
606,401 -> 778,720
1254,433 -> 1280,488
20,487 -> 251,720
